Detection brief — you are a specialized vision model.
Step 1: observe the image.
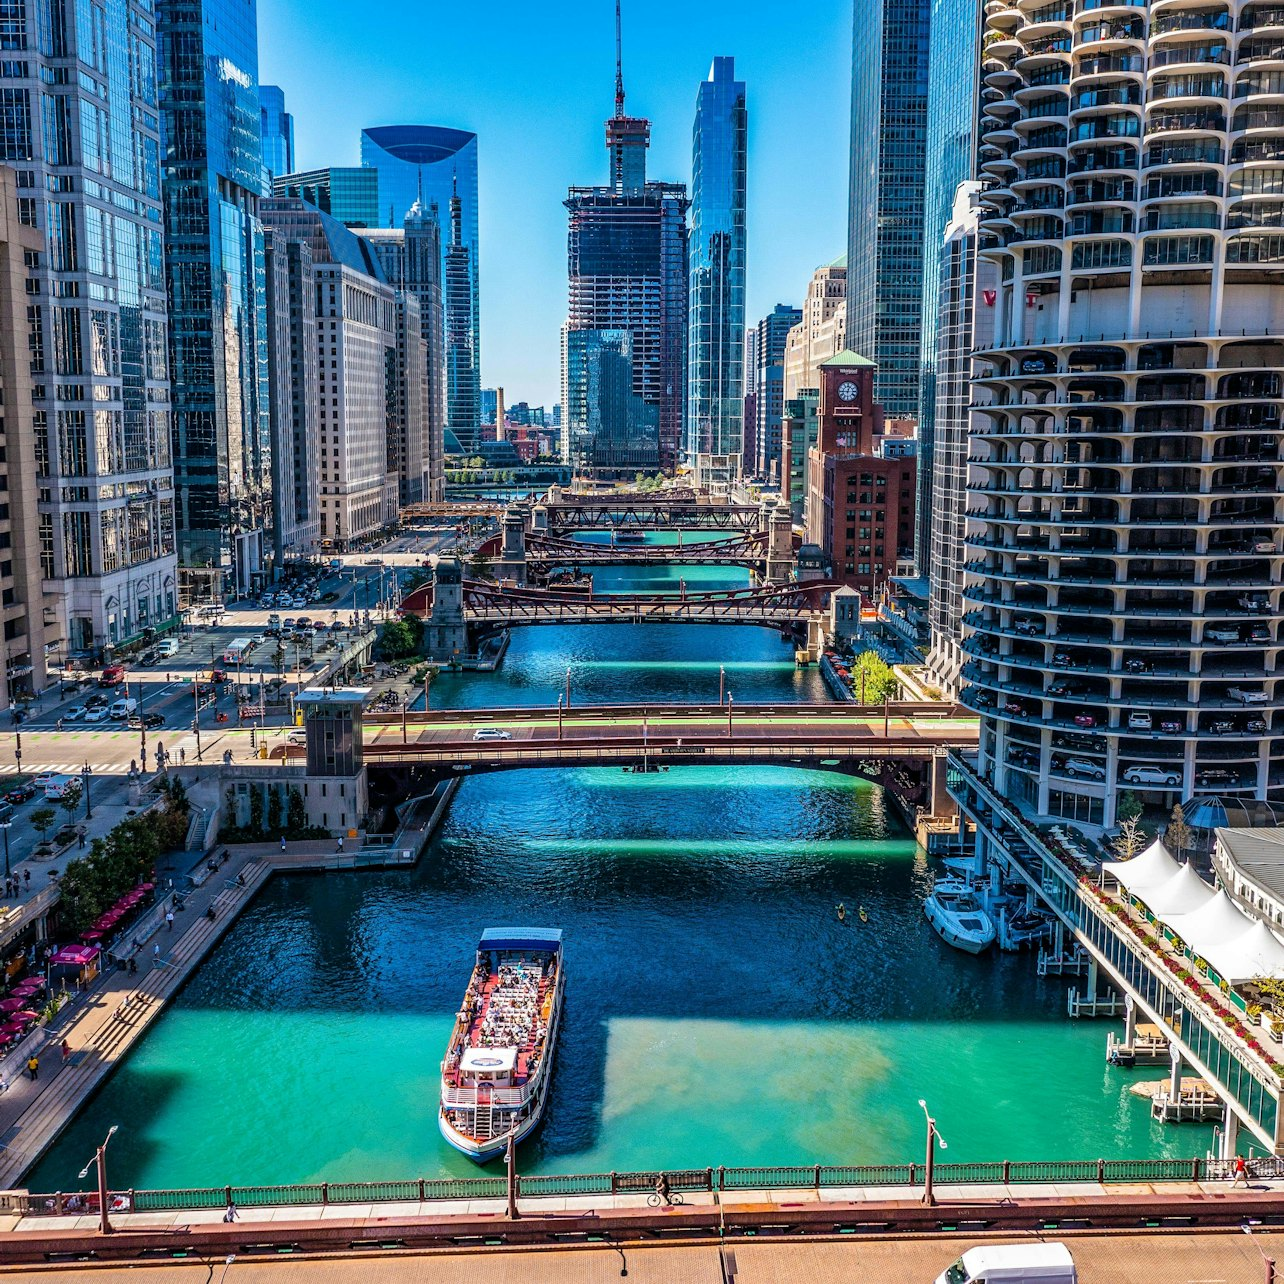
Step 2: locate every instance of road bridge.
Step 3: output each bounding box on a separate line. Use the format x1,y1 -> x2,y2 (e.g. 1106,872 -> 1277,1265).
520,530 -> 771,568
544,496 -> 763,532
329,702 -> 977,813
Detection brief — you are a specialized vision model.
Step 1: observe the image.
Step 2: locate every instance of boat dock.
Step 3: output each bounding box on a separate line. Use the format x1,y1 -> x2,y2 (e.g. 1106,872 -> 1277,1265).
1130,1076 -> 1225,1123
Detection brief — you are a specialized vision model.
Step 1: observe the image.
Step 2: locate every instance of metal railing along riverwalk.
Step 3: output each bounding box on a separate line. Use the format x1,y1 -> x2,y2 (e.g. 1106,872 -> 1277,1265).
18,1155 -> 1261,1214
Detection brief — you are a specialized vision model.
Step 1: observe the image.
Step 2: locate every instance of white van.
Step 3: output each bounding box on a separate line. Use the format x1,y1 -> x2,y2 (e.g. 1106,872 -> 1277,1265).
109,697 -> 138,719
936,1243 -> 1076,1284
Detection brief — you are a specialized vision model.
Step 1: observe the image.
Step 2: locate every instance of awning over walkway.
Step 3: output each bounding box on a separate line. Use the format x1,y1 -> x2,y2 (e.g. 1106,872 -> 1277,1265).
1166,890 -> 1284,984
1140,863 -> 1218,918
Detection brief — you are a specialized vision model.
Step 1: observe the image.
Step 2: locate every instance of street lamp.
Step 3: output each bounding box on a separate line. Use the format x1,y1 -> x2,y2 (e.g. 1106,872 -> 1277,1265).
557,692 -> 564,741
564,666 -> 571,710
81,763 -> 93,820
918,1099 -> 947,1207
0,820 -> 10,881
727,692 -> 734,738
719,665 -> 725,707
77,1124 -> 118,1235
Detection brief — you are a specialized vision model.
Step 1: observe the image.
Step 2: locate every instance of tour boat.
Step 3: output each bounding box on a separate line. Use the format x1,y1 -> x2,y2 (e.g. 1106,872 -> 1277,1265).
611,529 -> 646,545
439,927 -> 565,1163
924,879 -> 997,955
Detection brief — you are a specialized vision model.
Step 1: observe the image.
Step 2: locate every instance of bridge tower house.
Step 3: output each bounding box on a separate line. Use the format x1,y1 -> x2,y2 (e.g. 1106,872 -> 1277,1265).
765,501 -> 794,583
425,555 -> 470,661
493,506 -> 528,585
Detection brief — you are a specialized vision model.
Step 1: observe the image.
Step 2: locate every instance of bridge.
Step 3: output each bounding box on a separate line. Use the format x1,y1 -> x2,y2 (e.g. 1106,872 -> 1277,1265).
519,531 -> 771,568
404,569 -> 839,660
322,702 -> 979,813
543,495 -> 762,533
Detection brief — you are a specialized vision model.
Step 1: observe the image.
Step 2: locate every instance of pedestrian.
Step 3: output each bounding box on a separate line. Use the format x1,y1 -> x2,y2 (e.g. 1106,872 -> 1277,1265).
1232,1155 -> 1249,1186
165,910 -> 174,932
22,869 -> 29,887
60,1039 -> 70,1063
337,835 -> 344,852
78,830 -> 85,849
152,942 -> 160,966
280,836 -> 286,852
26,1055 -> 37,1081
223,1202 -> 239,1223
180,747 -> 186,765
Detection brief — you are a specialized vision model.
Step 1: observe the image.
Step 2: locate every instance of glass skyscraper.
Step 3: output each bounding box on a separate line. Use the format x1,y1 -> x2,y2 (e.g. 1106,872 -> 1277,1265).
752,305 -> 802,483
7,0 -> 177,656
158,0 -> 273,602
274,167 -> 379,229
917,0 -> 981,571
687,57 -> 747,489
259,84 -> 294,189
360,126 -> 480,442
847,0 -> 930,424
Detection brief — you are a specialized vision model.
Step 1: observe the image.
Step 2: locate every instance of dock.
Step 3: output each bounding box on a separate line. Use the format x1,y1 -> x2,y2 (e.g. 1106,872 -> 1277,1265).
1130,1076 -> 1225,1123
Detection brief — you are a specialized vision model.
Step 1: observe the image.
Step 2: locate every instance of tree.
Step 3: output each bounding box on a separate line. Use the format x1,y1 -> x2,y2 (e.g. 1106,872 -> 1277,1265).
286,788 -> 307,837
266,787 -> 282,835
58,781 -> 82,830
1116,790 -> 1144,824
30,807 -> 55,846
468,551 -> 493,580
1166,803 -> 1195,857
1113,816 -> 1148,860
248,786 -> 264,838
852,649 -> 898,704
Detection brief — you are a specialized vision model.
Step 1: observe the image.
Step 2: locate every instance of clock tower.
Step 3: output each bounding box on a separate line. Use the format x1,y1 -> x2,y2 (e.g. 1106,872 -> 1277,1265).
818,353 -> 880,455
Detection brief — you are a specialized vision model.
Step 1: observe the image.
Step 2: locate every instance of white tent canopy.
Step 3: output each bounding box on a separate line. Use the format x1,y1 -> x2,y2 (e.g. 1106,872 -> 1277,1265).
1103,838 -> 1183,897
1165,889 -> 1284,983
1140,863 -> 1218,918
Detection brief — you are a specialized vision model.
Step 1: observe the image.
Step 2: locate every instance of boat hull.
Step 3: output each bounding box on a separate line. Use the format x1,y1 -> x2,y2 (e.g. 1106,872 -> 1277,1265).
924,899 -> 996,954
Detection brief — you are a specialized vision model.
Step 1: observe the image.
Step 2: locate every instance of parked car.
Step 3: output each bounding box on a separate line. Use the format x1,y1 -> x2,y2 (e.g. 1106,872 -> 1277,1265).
1014,617 -> 1041,636
1159,720 -> 1183,734
1246,717 -> 1268,734
1122,765 -> 1180,787
1127,712 -> 1153,731
1059,757 -> 1106,781
1073,713 -> 1098,728
1207,719 -> 1234,734
1229,686 -> 1269,704
1205,625 -> 1239,643
1196,768 -> 1238,787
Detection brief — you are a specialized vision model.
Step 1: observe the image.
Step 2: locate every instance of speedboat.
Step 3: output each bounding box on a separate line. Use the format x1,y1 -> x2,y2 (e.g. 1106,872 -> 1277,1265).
924,882 -> 996,955
439,928 -> 565,1163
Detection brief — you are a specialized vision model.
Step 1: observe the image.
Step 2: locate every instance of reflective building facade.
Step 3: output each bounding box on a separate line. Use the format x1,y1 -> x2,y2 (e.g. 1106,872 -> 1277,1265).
688,57 -> 747,488
563,328 -> 659,470
918,0 -> 982,568
259,84 -> 294,189
10,0 -> 177,655
360,126 -> 480,442
751,305 -> 802,482
847,0 -> 931,422
274,167 -> 380,229
158,0 -> 272,602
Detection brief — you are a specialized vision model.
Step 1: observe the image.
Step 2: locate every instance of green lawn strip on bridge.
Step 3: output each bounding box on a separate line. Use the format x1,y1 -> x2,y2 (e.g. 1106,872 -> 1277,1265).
369,714 -> 979,733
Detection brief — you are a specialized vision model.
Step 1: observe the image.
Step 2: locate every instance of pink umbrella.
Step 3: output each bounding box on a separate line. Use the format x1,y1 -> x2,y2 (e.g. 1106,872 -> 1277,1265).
0,998 -> 25,1013
0,1021 -> 25,1037
80,931 -> 103,943
11,983 -> 42,996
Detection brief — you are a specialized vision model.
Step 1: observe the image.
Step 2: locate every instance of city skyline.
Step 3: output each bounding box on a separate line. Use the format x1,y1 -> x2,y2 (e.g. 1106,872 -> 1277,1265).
258,0 -> 852,408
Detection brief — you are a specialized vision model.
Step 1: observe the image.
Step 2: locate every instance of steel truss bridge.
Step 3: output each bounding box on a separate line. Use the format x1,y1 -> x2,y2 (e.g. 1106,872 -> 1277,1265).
544,497 -> 762,533
458,579 -> 836,632
520,531 -> 770,568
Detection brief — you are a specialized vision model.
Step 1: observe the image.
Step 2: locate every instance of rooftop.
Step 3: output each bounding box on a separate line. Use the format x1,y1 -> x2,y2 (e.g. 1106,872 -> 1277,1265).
819,349 -> 875,368
1217,827 -> 1284,904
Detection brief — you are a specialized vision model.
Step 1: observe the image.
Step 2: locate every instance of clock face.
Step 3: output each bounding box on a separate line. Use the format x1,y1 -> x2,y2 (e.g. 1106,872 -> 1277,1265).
837,380 -> 859,403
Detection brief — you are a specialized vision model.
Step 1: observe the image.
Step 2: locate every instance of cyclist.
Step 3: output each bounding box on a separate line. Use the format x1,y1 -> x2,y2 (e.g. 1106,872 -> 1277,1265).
654,1173 -> 671,1205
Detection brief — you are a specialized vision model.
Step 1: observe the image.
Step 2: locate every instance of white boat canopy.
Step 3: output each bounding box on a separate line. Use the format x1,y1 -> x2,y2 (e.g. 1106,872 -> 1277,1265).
1102,838 -> 1182,895
1165,889 -> 1284,983
1138,862 -> 1218,918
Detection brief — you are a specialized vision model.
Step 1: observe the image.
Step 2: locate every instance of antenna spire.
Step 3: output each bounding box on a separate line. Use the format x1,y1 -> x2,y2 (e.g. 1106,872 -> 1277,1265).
614,0 -> 625,118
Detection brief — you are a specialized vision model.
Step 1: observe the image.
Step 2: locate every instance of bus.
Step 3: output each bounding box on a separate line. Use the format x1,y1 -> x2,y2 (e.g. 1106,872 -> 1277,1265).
222,637 -> 257,665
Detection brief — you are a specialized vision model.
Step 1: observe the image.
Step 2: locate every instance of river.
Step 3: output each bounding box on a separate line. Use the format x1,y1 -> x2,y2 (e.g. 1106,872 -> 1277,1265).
28,544 -> 1211,1189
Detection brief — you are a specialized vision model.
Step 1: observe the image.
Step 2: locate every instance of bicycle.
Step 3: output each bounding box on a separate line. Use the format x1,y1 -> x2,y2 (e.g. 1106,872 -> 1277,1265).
646,1189 -> 684,1207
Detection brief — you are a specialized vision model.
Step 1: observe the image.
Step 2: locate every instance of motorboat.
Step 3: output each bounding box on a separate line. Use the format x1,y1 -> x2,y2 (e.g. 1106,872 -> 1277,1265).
924,881 -> 996,954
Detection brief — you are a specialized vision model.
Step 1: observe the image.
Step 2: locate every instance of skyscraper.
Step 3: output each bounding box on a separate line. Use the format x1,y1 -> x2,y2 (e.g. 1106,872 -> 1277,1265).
688,57 -> 747,489
158,0 -> 273,602
360,125 -> 481,442
259,85 -> 294,189
917,0 -> 982,572
562,5 -> 688,474
15,0 -> 177,656
359,202 -> 447,501
847,0 -> 930,424
964,0 -> 1284,826
563,329 -> 659,470
751,305 -> 802,482
443,178 -> 481,452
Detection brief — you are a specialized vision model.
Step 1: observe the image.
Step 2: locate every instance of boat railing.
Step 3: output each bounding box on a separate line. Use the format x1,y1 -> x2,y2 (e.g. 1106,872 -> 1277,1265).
440,1084 -> 531,1109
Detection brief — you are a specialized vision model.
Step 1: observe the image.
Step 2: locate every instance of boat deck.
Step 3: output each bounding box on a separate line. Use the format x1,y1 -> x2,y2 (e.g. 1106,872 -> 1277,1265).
449,957 -> 554,1090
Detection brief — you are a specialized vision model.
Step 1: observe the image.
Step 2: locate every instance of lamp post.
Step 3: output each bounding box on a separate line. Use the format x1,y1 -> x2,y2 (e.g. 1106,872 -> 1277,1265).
564,666 -> 571,710
77,1124 -> 118,1235
918,1099 -> 947,1206
557,693 -> 564,741
719,665 -> 725,707
727,692 -> 734,739
81,762 -> 93,820
0,820 -> 10,881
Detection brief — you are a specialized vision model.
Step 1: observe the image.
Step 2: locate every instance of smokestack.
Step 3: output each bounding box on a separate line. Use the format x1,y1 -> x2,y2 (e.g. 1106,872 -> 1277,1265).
495,386 -> 506,442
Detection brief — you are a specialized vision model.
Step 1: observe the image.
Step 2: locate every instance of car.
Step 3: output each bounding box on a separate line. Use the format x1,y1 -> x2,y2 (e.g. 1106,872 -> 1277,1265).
1229,686 -> 1269,704
1073,713 -> 1098,728
4,784 -> 36,805
1014,617 -> 1041,636
84,694 -> 108,709
1052,651 -> 1072,667
1159,719 -> 1183,734
1196,768 -> 1238,786
1250,626 -> 1273,643
63,705 -> 86,721
1205,625 -> 1239,643
127,712 -> 165,730
1010,748 -> 1039,768
287,730 -> 306,746
137,649 -> 159,666
1246,717 -> 1268,734
1122,765 -> 1180,787
84,707 -> 109,722
1060,757 -> 1106,781
1003,701 -> 1027,716
1238,595 -> 1270,612
1207,718 -> 1234,734
283,618 -> 296,630
1047,682 -> 1079,697
1127,712 -> 1153,731
296,616 -> 312,628
156,639 -> 179,658
472,727 -> 513,741
1123,658 -> 1153,674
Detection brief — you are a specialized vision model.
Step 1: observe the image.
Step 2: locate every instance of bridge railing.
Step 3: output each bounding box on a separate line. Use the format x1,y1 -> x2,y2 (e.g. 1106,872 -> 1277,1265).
18,1155 -> 1217,1214
359,700 -> 970,724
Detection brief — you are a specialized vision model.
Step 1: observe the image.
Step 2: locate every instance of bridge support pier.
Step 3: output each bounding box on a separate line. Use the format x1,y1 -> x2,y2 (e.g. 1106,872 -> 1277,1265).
929,751 -> 957,817
1219,1101 -> 1239,1160
493,507 -> 528,586
765,502 -> 794,583
424,556 -> 470,661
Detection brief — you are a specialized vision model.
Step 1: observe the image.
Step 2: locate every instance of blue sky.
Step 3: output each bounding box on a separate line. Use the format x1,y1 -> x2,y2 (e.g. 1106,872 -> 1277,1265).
259,0 -> 853,409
